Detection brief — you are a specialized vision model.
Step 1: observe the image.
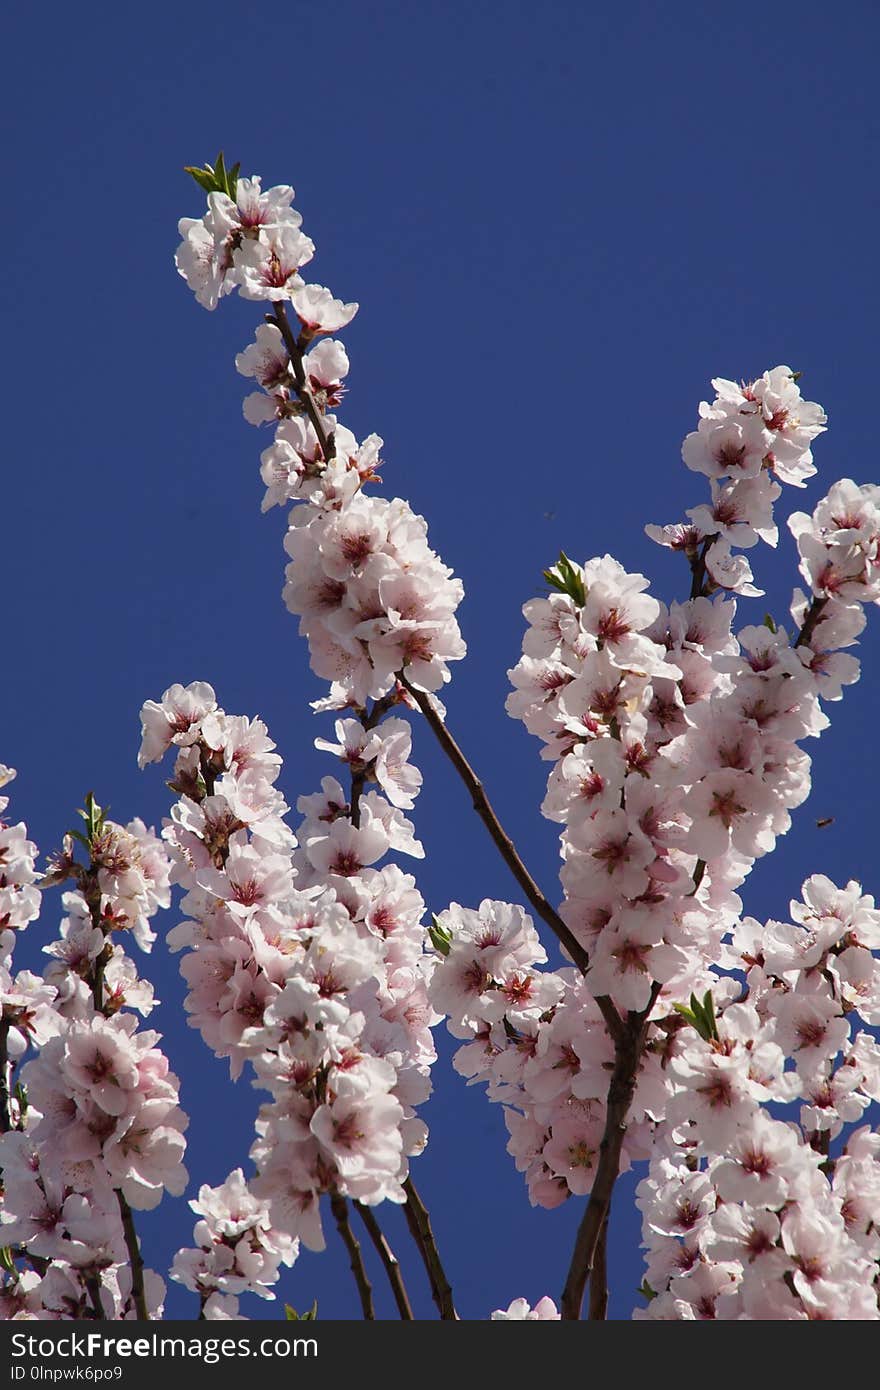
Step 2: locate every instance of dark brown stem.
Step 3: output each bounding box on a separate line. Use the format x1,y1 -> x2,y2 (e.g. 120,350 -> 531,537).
85,1274 -> 105,1320
688,535 -> 717,599
588,1208 -> 610,1320
398,673 -> 625,1044
560,985 -> 660,1320
79,865 -> 113,1014
330,1192 -> 374,1319
402,1177 -> 457,1320
0,1023 -> 11,1134
348,692 -> 400,830
115,1189 -> 148,1320
270,303 -> 336,461
794,595 -> 829,649
91,942 -> 113,1014
349,769 -> 366,830
354,1202 -> 414,1319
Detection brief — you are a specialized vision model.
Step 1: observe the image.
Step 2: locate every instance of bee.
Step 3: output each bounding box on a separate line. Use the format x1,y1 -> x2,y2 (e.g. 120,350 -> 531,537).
816,817 -> 834,829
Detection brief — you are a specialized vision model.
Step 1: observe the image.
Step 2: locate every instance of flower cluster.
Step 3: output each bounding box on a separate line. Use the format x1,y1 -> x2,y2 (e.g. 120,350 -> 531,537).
141,679 -> 438,1285
177,170 -> 465,708
428,895 -> 673,1207
1,768 -> 47,1094
428,369 -> 880,1280
635,875 -> 880,1320
647,368 -> 827,599
0,780 -> 180,1320
167,165 -> 467,1309
171,1168 -> 296,1319
491,1296 -> 560,1320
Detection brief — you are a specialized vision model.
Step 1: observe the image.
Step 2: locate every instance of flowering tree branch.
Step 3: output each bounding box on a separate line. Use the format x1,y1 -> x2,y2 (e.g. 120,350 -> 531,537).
5,163 -> 875,1326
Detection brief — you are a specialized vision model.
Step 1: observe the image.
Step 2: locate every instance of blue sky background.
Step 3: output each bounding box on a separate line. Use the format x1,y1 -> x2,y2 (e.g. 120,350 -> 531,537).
4,1 -> 879,1320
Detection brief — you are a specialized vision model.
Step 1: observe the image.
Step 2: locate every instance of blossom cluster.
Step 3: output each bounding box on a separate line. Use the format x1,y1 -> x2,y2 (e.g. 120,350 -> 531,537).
167,166 -> 472,1315
176,170 -> 465,707
140,679 -> 438,1313
648,367 -> 828,596
0,779 -> 181,1320
635,875 -> 880,1320
429,366 -> 880,1310
170,1169 -> 296,1320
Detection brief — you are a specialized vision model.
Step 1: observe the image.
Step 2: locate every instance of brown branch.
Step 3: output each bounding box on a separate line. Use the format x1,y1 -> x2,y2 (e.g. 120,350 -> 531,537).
78,867 -> 112,1014
90,941 -> 113,1014
270,303 -> 336,461
398,675 -> 588,970
588,1207 -> 610,1320
354,1202 -> 414,1319
560,985 -> 660,1320
115,1189 -> 148,1320
398,673 -> 625,1044
794,595 -> 829,649
688,535 -> 717,600
0,1023 -> 11,1134
402,1177 -> 457,1319
348,692 -> 401,830
330,1192 -> 375,1319
349,768 -> 367,830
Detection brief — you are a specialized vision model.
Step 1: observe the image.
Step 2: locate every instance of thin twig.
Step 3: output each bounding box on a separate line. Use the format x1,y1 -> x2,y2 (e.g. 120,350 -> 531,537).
398,676 -> 587,970
560,986 -> 660,1319
398,673 -> 625,1044
402,1177 -> 457,1320
354,1202 -> 414,1319
330,1193 -> 375,1319
270,303 -> 336,461
115,1189 -> 149,1320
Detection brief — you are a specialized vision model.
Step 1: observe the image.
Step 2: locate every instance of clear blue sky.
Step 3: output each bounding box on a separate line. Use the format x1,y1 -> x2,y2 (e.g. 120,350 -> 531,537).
4,0 -> 879,1319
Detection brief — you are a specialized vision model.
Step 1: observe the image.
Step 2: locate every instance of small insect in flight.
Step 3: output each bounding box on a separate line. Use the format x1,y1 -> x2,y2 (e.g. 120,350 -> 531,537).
816,817 -> 834,829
